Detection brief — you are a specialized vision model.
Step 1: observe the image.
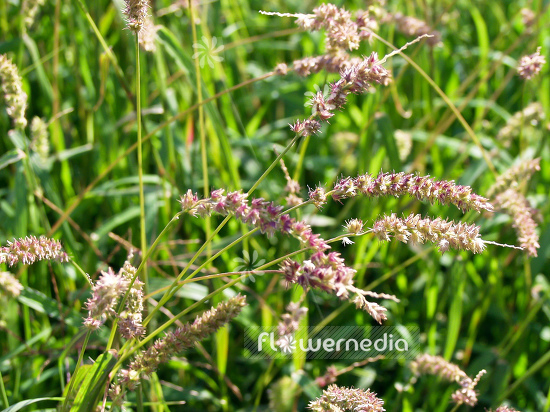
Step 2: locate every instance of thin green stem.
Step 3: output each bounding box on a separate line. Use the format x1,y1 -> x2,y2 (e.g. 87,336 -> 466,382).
371,32 -> 497,176
0,369 -> 8,409
142,131 -> 302,326
189,0 -> 212,259
74,0 -> 134,100
135,33 -> 149,315
293,134 -> 310,181
48,72 -> 275,236
112,275 -> 246,371
248,134 -> 300,195
63,330 -> 91,404
105,212 -> 183,350
498,348 -> 550,403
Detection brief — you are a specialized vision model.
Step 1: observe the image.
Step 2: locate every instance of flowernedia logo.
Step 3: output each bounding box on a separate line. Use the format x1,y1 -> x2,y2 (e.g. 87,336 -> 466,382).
234,250 -> 266,283
244,326 -> 420,359
192,36 -> 224,69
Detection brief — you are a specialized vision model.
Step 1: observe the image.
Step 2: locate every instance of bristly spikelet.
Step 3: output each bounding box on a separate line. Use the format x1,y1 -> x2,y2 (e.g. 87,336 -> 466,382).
314,171 -> 494,213
0,271 -> 24,299
280,252 -> 396,324
0,54 -> 28,129
0,236 -> 69,266
308,384 -> 385,412
488,158 -> 541,197
372,213 -> 486,254
138,15 -> 158,52
387,12 -> 442,46
517,47 -> 546,80
410,354 -> 486,407
117,255 -> 145,339
494,189 -> 540,257
84,268 -> 130,330
110,295 -> 246,403
123,0 -> 150,33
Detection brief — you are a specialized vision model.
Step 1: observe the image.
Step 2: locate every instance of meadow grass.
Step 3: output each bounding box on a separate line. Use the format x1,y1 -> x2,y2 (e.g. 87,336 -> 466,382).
0,0 -> 549,411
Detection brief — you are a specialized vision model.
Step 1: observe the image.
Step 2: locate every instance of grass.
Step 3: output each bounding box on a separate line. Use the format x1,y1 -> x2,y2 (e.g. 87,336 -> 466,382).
0,0 -> 549,411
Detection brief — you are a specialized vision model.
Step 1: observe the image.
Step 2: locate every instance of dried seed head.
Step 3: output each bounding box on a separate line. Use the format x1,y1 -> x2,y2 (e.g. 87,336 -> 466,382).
410,354 -> 485,407
182,189 -> 330,251
117,254 -> 145,339
138,16 -> 158,52
280,252 -> 393,324
410,354 -> 468,383
276,301 -> 308,346
451,369 -> 486,407
348,171 -> 494,213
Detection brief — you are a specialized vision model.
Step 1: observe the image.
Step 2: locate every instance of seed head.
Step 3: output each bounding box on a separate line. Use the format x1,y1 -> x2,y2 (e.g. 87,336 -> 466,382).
0,236 -> 69,266
0,54 -> 28,129
117,254 -> 145,339
308,384 -> 385,412
30,117 -> 50,162
123,0 -> 150,33
344,218 -> 364,234
372,213 -> 486,254
410,354 -> 485,407
488,158 -> 540,197
115,295 -> 246,392
0,271 -> 23,299
84,268 -> 130,330
494,189 -> 539,257
388,12 -> 441,46
517,47 -> 546,80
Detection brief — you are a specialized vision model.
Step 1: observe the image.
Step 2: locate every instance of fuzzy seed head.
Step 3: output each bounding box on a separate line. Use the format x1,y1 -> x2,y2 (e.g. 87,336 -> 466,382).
309,384 -> 385,412
0,271 -> 23,298
0,54 -> 28,129
517,47 -> 546,80
0,235 -> 69,266
123,0 -> 150,33
344,218 -> 364,234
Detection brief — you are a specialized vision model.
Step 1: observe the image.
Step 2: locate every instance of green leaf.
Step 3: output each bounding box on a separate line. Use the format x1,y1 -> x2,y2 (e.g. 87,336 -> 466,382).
69,351 -> 117,412
375,113 -> 401,171
2,397 -> 64,412
0,149 -> 25,170
17,287 -> 83,328
444,261 -> 466,360
22,34 -> 53,102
